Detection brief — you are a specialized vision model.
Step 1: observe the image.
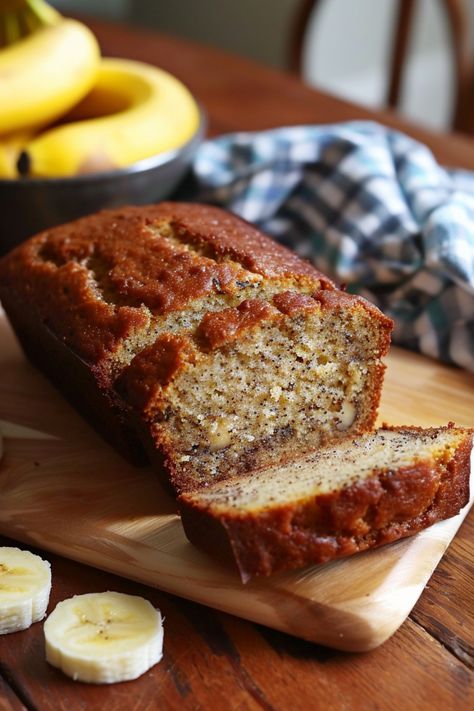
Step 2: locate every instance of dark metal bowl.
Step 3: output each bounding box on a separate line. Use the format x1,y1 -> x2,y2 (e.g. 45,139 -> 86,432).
0,108 -> 206,255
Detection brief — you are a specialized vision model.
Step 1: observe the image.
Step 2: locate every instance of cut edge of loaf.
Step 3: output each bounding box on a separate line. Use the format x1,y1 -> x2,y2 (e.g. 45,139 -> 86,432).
118,289 -> 392,494
178,425 -> 473,581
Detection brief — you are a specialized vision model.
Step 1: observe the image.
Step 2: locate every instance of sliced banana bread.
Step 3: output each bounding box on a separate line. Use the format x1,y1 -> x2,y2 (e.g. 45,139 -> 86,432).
179,425 -> 472,581
0,203 -> 392,493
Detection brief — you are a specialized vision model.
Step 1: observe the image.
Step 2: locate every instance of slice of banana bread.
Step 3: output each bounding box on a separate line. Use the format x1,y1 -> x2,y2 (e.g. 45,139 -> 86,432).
0,202 -> 392,492
179,425 -> 472,581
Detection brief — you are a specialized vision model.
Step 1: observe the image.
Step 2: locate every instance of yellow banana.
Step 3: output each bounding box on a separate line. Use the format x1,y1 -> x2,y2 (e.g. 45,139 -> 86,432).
0,18 -> 100,134
0,128 -> 33,177
20,58 -> 201,177
0,1 -> 60,48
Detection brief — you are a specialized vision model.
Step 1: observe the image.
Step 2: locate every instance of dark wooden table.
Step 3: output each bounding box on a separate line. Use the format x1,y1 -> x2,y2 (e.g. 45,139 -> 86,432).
1,17 -> 473,711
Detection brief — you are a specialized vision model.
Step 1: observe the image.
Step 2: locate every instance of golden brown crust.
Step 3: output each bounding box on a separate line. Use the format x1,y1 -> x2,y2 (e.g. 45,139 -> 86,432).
0,203 -> 333,366
312,289 -> 393,357
179,427 -> 472,581
116,334 -> 196,415
197,298 -> 280,350
0,249 -> 151,366
150,203 -> 334,283
0,292 -> 148,464
0,203 -> 390,369
272,291 -> 319,316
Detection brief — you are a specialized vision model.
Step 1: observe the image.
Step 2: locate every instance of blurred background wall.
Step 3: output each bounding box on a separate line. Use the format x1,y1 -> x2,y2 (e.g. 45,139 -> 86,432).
54,0 -> 474,131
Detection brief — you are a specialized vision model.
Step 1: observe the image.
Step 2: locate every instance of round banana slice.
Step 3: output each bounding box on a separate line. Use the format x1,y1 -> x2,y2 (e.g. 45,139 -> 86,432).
0,547 -> 52,634
44,591 -> 164,684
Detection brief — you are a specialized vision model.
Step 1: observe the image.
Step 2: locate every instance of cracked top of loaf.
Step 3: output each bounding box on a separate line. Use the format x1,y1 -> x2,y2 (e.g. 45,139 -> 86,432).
0,203 -> 337,370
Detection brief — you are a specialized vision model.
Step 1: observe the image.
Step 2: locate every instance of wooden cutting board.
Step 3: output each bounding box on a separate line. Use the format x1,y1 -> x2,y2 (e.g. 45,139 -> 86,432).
0,311 -> 472,652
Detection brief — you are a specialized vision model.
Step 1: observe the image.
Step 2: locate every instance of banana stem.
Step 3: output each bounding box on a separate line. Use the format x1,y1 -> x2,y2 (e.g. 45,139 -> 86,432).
0,0 -> 60,47
26,0 -> 59,25
3,11 -> 20,42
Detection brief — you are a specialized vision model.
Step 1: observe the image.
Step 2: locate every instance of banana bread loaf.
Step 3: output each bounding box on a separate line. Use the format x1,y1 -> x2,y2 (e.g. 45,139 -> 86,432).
0,203 -> 392,493
179,425 -> 472,581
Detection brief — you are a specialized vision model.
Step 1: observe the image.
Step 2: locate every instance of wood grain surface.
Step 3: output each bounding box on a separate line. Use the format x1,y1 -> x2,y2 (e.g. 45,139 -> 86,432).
0,308 -> 472,654
0,531 -> 473,711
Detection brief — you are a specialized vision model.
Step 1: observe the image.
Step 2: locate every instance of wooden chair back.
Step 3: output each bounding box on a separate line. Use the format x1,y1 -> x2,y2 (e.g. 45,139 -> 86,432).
288,0 -> 473,133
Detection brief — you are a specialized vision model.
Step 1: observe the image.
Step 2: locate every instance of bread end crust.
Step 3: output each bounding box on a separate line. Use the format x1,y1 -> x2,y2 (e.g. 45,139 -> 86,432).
179,428 -> 472,582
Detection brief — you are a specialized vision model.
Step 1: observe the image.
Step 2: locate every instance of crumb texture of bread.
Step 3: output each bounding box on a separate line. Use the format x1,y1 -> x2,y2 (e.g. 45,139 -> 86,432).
0,203 -> 392,492
179,426 -> 473,581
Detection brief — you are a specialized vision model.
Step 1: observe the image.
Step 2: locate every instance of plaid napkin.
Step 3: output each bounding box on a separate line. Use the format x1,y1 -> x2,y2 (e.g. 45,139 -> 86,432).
188,121 -> 474,373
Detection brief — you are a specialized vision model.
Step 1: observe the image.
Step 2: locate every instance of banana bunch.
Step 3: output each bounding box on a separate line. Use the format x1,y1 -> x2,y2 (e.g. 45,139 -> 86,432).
21,58 -> 201,177
0,1 -> 200,179
0,13 -> 100,136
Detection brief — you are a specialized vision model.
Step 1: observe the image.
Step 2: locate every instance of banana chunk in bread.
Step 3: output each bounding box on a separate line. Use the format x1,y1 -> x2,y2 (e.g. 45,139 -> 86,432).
0,202 -> 392,493
179,426 -> 472,581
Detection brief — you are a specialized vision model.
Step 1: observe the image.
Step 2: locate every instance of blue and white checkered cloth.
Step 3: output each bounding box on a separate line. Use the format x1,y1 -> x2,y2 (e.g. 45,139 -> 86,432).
189,121 -> 474,373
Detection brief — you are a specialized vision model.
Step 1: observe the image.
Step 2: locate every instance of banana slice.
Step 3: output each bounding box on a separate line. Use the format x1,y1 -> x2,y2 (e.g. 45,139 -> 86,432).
0,547 -> 52,634
44,591 -> 164,684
